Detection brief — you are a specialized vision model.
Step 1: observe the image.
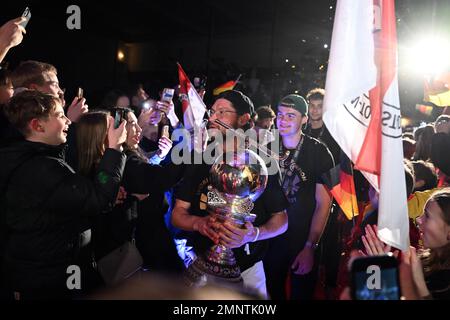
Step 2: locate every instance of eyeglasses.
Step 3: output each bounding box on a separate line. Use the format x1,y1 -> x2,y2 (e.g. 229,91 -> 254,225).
436,119 -> 449,126
207,109 -> 238,118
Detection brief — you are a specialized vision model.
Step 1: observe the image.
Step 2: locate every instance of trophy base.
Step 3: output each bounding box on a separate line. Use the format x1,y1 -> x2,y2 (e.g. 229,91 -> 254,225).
184,254 -> 243,287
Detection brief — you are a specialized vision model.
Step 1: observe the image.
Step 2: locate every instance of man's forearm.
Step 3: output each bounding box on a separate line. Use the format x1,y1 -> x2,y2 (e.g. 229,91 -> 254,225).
306,204 -> 330,245
172,206 -> 203,231
0,47 -> 9,63
257,211 -> 288,241
306,185 -> 332,246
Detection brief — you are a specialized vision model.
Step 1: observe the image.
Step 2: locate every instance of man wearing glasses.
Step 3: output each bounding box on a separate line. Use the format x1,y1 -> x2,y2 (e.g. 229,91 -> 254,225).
172,90 -> 288,298
435,115 -> 450,134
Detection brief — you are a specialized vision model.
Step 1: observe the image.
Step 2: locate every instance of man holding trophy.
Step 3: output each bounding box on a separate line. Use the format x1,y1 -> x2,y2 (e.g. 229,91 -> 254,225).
171,90 -> 288,298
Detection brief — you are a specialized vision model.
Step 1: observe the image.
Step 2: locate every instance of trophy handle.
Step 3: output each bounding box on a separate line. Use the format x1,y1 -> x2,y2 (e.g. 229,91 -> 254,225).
245,213 -> 257,224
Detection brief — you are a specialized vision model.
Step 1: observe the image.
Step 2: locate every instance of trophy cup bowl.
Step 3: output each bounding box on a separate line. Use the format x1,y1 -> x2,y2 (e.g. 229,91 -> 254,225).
209,150 -> 268,201
185,149 -> 268,286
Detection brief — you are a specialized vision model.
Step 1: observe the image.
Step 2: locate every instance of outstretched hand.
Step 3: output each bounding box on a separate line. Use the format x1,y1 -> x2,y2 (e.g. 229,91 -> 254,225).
360,224 -> 399,257
67,97 -> 88,123
0,17 -> 26,61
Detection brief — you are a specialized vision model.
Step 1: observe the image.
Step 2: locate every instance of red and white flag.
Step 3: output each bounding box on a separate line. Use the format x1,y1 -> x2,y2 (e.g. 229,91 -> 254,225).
323,0 -> 409,250
177,63 -> 207,132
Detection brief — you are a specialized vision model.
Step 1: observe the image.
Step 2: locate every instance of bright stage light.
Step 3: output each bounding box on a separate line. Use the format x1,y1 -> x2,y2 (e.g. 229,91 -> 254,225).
401,117 -> 412,128
117,50 -> 125,61
406,36 -> 450,75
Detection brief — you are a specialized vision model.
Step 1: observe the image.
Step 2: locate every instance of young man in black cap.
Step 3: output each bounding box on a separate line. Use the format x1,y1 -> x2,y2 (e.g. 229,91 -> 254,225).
264,94 -> 334,300
171,90 -> 288,298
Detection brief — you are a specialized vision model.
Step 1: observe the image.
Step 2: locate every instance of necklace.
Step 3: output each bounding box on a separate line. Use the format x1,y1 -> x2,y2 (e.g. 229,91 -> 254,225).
279,133 -> 304,185
305,124 -> 325,140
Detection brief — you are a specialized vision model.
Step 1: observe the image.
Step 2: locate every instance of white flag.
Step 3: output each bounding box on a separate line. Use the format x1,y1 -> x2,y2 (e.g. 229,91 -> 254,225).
178,63 -> 206,132
323,0 -> 409,251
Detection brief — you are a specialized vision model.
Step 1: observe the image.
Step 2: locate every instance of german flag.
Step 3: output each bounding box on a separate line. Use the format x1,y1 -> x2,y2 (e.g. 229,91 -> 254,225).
322,153 -> 359,220
213,80 -> 237,96
415,103 -> 434,116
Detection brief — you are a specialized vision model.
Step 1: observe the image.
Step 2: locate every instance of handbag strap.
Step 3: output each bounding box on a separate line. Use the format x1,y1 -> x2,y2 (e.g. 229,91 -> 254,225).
90,216 -> 138,269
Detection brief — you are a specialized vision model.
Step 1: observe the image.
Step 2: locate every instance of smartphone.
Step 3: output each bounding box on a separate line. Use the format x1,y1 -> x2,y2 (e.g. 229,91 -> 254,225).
193,76 -> 207,90
161,88 -> 174,103
161,125 -> 170,138
77,87 -> 84,101
350,255 -> 400,300
20,7 -> 31,29
114,109 -> 124,129
142,99 -> 155,111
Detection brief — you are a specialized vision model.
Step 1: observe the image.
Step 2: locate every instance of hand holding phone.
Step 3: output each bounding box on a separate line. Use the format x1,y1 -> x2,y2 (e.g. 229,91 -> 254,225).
108,115 -> 127,150
161,125 -> 170,138
114,109 -> 124,129
351,255 -> 400,300
161,88 -> 174,103
77,87 -> 84,101
20,7 -> 31,29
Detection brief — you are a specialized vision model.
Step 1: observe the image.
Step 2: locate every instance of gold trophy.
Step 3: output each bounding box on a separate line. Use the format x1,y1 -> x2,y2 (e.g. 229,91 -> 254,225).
185,149 -> 268,286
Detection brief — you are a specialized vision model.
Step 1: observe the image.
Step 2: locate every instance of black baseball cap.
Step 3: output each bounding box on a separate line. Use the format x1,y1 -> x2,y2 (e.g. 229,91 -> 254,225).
216,90 -> 255,116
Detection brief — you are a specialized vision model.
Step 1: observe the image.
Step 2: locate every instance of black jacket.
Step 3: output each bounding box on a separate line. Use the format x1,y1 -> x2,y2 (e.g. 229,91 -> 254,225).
122,150 -> 184,194
93,150 -> 184,259
0,140 -> 126,295
0,106 -> 23,148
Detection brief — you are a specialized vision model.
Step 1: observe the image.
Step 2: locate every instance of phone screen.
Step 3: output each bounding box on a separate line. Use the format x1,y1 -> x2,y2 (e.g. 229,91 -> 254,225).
161,88 -> 174,103
114,110 -> 122,129
142,99 -> 155,111
351,256 -> 400,300
353,267 -> 400,300
162,125 -> 170,138
77,87 -> 84,100
20,7 -> 31,29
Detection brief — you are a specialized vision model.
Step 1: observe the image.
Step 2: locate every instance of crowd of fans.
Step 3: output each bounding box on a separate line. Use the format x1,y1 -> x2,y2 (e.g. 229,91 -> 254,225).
0,14 -> 449,300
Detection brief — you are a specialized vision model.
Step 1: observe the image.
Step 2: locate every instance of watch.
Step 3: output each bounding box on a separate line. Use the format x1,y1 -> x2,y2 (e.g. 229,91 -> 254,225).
304,240 -> 319,250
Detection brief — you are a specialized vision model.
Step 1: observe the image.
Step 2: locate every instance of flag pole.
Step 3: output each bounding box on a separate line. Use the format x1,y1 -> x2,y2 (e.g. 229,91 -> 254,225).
349,161 -> 357,229
232,74 -> 242,90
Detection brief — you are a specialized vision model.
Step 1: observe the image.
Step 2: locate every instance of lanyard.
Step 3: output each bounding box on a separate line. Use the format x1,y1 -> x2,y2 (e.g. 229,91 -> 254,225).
279,134 -> 304,185
305,125 -> 325,140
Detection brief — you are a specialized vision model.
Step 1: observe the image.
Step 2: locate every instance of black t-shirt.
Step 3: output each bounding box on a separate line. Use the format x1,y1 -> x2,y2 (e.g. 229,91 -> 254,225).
175,157 -> 289,272
304,124 -> 341,165
279,134 -> 334,252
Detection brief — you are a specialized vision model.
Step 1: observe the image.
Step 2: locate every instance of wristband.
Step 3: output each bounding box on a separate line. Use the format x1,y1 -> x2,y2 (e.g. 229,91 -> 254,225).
252,227 -> 260,242
305,240 -> 319,250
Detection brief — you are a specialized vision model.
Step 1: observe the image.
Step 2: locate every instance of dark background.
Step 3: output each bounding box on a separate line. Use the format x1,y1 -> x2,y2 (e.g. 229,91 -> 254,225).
2,0 -> 450,123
